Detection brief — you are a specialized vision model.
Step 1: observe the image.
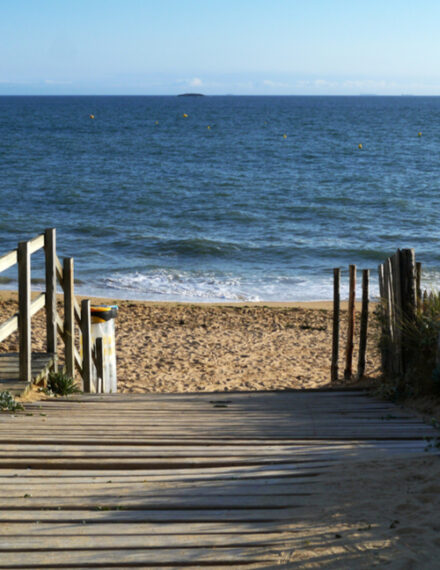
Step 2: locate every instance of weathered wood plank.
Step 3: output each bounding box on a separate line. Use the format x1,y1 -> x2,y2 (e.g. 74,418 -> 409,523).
0,248 -> 17,273
0,547 -> 282,567
0,520 -> 290,535
30,291 -> 46,317
28,233 -> 45,255
0,532 -> 294,549
0,313 -> 18,343
0,506 -> 313,522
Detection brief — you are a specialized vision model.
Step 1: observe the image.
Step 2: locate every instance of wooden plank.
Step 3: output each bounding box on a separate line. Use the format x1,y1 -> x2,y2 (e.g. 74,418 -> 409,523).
55,254 -> 63,286
0,546 -> 280,566
0,494 -> 312,508
0,533 -> 294,549
17,240 -> 31,384
0,313 -> 18,343
74,346 -> 83,377
0,248 -> 17,273
0,507 -> 311,523
44,228 -> 57,365
63,257 -> 75,379
0,521 -> 290,535
30,292 -> 45,317
74,298 -> 82,327
28,233 -> 45,255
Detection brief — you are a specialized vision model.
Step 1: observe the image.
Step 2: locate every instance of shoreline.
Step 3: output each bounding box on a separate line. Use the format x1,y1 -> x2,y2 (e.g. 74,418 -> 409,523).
0,289 -> 365,311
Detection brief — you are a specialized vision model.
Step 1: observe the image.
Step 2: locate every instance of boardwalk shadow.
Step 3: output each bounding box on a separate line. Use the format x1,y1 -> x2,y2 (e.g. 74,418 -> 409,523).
2,390 -> 437,568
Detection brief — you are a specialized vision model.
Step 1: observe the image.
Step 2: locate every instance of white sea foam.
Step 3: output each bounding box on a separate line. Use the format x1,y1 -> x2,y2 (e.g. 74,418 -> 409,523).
89,268 -> 381,303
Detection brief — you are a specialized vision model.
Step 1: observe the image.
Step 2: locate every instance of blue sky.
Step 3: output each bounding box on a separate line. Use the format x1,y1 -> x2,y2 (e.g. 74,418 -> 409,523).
1,0 -> 440,95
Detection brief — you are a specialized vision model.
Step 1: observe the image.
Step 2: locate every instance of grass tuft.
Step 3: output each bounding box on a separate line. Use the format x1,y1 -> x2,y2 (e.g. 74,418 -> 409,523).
47,372 -> 81,396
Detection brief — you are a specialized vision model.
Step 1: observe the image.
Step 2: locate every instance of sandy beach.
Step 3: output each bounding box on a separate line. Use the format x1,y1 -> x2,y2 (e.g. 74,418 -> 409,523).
0,291 -> 381,393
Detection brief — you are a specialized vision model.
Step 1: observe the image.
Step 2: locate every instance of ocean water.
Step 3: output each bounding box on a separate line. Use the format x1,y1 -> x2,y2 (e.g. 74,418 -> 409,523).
1,95 -> 440,302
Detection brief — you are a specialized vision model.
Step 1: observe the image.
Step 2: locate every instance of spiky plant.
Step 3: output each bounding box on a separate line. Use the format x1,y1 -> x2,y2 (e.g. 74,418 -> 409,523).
47,371 -> 81,396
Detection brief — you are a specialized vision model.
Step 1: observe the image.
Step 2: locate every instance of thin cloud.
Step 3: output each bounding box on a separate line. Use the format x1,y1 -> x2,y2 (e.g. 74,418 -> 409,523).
189,77 -> 203,87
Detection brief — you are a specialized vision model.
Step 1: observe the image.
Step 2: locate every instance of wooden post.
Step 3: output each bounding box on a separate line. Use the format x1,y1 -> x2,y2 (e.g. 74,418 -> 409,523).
344,264 -> 356,380
96,337 -> 104,393
401,248 -> 416,322
400,248 -> 417,379
416,261 -> 422,314
357,269 -> 369,379
81,299 -> 92,393
18,241 -> 31,384
44,228 -> 57,370
331,268 -> 340,382
390,253 -> 402,376
63,257 -> 75,379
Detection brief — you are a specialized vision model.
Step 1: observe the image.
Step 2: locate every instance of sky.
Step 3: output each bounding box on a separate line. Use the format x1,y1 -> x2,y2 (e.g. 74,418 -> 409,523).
1,0 -> 440,95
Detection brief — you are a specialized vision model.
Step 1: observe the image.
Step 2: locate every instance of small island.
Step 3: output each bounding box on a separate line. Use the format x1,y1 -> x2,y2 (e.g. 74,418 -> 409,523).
177,93 -> 205,97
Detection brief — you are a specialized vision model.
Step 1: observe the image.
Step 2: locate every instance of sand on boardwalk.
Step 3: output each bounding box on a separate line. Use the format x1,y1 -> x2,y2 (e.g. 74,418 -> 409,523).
0,291 -> 381,393
270,454 -> 440,569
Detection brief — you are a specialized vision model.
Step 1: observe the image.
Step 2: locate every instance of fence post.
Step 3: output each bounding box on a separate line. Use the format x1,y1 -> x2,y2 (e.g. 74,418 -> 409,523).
357,269 -> 369,379
81,299 -> 92,393
18,241 -> 31,384
416,262 -> 422,314
63,257 -> 75,379
331,268 -> 340,382
96,337 -> 104,393
44,228 -> 57,370
344,264 -> 356,380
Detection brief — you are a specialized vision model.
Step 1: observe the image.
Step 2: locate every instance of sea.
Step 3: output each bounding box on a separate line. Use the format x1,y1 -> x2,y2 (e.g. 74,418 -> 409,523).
1,95 -> 440,302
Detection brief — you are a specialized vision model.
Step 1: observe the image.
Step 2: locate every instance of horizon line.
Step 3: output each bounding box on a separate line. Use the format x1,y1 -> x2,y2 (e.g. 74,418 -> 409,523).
0,93 -> 436,97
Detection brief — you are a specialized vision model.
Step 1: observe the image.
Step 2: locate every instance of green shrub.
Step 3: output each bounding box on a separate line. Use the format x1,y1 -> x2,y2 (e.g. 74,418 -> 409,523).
47,371 -> 80,396
0,391 -> 24,412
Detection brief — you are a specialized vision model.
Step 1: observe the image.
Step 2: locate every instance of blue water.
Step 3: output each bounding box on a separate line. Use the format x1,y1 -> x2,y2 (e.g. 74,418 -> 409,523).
1,95 -> 440,301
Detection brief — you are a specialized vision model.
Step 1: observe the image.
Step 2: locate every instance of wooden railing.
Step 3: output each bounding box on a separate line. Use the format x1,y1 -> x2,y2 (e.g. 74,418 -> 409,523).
0,228 -> 103,392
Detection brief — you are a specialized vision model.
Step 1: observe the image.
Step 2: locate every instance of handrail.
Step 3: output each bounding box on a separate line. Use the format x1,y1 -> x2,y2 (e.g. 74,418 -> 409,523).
0,314 -> 18,343
28,234 -> 45,255
0,249 -> 18,273
0,228 -> 102,393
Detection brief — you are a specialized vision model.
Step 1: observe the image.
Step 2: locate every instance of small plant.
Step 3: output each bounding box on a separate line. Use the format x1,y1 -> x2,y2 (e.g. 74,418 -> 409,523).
47,371 -> 80,396
0,391 -> 24,412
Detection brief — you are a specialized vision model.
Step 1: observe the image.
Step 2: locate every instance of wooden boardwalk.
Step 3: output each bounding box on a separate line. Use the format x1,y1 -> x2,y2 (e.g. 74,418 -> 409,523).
0,390 -> 437,568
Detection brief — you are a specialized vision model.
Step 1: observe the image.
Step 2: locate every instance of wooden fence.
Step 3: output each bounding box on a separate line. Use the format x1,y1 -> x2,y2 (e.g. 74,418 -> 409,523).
377,248 -> 419,379
331,251 -> 422,383
331,265 -> 370,382
0,228 -> 103,392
